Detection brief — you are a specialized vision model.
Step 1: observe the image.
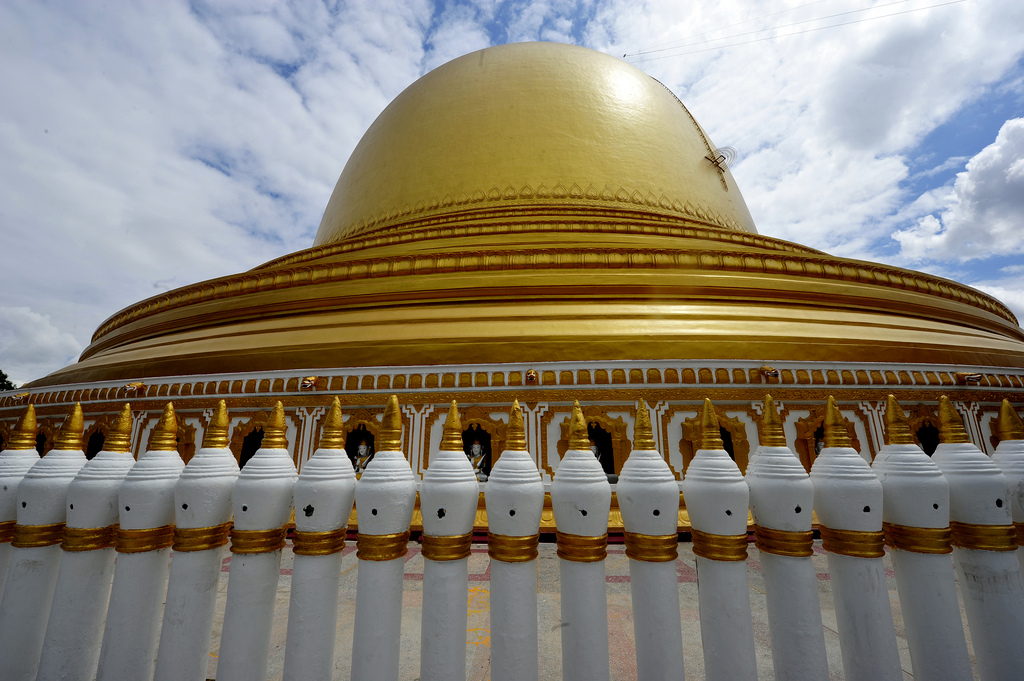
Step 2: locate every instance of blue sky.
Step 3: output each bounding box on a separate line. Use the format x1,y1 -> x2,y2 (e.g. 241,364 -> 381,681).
1,0 -> 1023,386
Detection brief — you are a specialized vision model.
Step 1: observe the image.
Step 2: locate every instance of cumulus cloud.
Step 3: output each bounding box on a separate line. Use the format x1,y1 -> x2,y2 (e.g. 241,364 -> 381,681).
0,307 -> 82,388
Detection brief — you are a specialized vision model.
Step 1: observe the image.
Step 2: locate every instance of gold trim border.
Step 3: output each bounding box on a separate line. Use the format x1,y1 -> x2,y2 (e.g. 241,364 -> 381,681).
623,531 -> 679,562
819,526 -> 885,559
753,526 -> 814,558
292,527 -> 348,556
12,522 -> 66,548
950,521 -> 1017,552
555,531 -> 607,563
116,525 -> 175,554
356,530 -> 410,562
882,522 -> 952,555
62,525 -> 116,552
487,532 -> 539,563
421,532 -> 473,562
173,522 -> 232,552
691,528 -> 748,561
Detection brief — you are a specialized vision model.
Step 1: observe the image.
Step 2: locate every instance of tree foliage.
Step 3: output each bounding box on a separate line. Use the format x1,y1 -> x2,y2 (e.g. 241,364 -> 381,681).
0,369 -> 17,391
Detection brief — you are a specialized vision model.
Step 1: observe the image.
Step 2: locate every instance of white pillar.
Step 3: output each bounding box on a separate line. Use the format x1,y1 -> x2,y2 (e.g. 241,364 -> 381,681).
932,396 -> 1024,680
871,396 -> 971,681
216,402 -> 298,681
96,403 -> 186,681
38,404 -> 137,681
351,395 -> 417,681
682,399 -> 757,681
0,405 -> 41,593
282,397 -> 356,681
616,399 -> 684,681
810,396 -> 901,681
745,395 -> 828,681
991,399 -> 1024,574
154,400 -> 239,681
0,404 -> 87,681
551,400 -> 612,681
418,401 -> 480,681
485,399 -> 544,681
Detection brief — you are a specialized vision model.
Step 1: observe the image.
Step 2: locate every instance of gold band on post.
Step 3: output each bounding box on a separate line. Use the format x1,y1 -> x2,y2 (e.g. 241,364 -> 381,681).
421,532 -> 473,561
950,521 -> 1017,552
691,528 -> 749,561
623,531 -> 679,562
116,525 -> 175,553
882,522 -> 952,554
12,522 -> 66,548
229,527 -> 287,554
555,531 -> 607,563
487,533 -> 539,563
173,522 -> 233,552
753,526 -> 814,558
62,525 -> 117,552
0,520 -> 14,544
356,530 -> 411,561
292,527 -> 348,556
1015,522 -> 1024,547
819,526 -> 885,558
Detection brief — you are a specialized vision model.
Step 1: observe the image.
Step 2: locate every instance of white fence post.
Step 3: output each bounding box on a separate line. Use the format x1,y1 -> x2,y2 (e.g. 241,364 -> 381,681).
932,396 -> 1024,679
419,401 -> 480,681
282,397 -> 356,681
871,396 -> 971,681
745,395 -> 829,681
617,398 -> 684,681
551,400 -> 612,681
95,402 -> 185,681
991,399 -> 1024,574
0,405 -> 41,592
153,400 -> 239,681
0,403 -> 86,681
37,404 -> 136,681
810,396 -> 901,681
351,395 -> 417,681
485,399 -> 544,681
682,398 -> 757,681
216,401 -> 298,681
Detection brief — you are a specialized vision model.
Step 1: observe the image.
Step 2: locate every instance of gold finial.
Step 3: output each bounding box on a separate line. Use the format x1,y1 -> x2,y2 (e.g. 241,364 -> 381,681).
823,396 -> 852,448
884,395 -> 915,445
202,400 -> 230,449
440,400 -> 463,451
53,403 -> 85,451
760,395 -> 787,447
318,397 -> 345,449
7,404 -> 37,450
505,399 -> 528,451
938,396 -> 971,444
149,403 -> 179,451
261,401 -> 289,449
377,395 -> 403,451
998,399 -> 1024,442
633,399 -> 656,451
698,398 -> 724,450
105,403 -> 134,453
568,400 -> 591,450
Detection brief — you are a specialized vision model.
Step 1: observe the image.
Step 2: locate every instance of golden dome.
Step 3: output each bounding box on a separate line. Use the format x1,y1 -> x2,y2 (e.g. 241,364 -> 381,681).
314,42 -> 757,245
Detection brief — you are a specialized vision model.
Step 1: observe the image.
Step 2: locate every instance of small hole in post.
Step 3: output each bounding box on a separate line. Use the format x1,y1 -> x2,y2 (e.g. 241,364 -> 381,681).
124,506 -> 130,511
933,503 -> 939,510
997,499 -> 1004,508
303,505 -> 314,517
371,508 -> 378,516
725,509 -> 732,516
509,509 -> 516,517
69,504 -> 73,510
181,503 -> 188,510
653,509 -> 660,516
863,506 -> 871,513
580,509 -> 588,517
21,501 -> 26,508
437,508 -> 446,519
795,505 -> 802,513
241,505 -> 248,512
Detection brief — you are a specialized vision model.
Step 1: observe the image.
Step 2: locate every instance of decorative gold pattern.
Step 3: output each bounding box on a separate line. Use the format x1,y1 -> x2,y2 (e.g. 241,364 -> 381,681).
505,400 -> 528,451
421,532 -> 473,561
202,400 -> 231,449
53,403 -> 84,451
292,527 -> 348,556
885,395 -> 916,445
623,531 -> 679,562
939,396 -> 971,444
949,521 -> 1016,552
691,528 -> 748,561
318,397 -> 346,450
440,401 -> 464,451
759,395 -> 787,447
753,526 -> 814,557
555,531 -> 608,563
487,532 -> 540,562
0,520 -> 16,544
823,396 -> 852,448
998,399 -> 1024,441
149,403 -> 179,451
633,400 -> 656,451
261,401 -> 289,449
13,522 -> 67,548
882,522 -> 952,554
7,405 -> 37,450
377,395 -> 403,451
230,527 -> 287,554
567,401 -> 591,451
105,403 -> 134,453
1015,522 -> 1024,546
173,522 -> 233,552
356,530 -> 410,561
698,398 -> 724,450
116,525 -> 175,553
61,525 -> 117,551
819,526 -> 885,558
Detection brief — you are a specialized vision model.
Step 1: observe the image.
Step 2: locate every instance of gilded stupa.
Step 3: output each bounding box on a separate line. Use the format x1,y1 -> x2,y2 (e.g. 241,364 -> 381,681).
3,43 -> 1023,520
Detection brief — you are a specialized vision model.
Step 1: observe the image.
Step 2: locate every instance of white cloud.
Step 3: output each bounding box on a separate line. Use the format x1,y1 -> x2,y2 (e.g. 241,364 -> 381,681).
0,307 -> 82,388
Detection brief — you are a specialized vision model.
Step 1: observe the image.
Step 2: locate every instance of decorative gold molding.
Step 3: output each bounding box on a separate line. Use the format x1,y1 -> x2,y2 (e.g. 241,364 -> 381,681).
678,406 -> 750,473
793,404 -> 863,471
555,405 -> 630,474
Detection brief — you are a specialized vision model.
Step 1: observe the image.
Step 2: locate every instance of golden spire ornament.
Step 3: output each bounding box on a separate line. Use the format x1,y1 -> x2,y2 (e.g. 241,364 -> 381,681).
201,400 -> 231,449
377,395 -> 403,452
440,400 -> 463,451
938,396 -> 971,444
823,396 -> 852,449
698,398 -> 724,450
261,401 -> 289,450
884,395 -> 915,446
633,399 -> 656,451
7,404 -> 37,450
505,399 -> 528,451
105,403 -> 134,453
998,399 -> 1024,442
53,403 -> 85,451
318,397 -> 345,450
568,400 -> 591,450
149,403 -> 179,451
760,394 -> 787,447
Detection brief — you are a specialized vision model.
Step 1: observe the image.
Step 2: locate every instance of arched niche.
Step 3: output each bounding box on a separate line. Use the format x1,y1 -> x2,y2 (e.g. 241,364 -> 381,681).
337,408 -> 381,471
793,405 -> 861,472
36,420 -> 59,456
230,411 -> 270,468
557,407 -> 629,474
904,403 -> 941,456
461,406 -> 506,472
679,408 -> 750,474
83,420 -> 109,460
